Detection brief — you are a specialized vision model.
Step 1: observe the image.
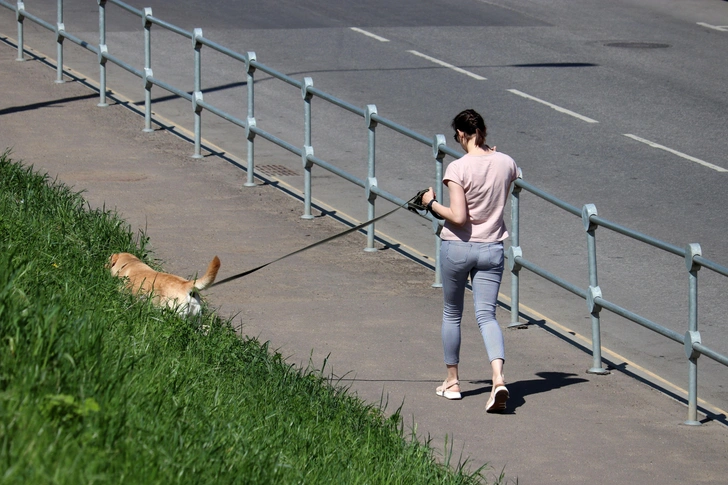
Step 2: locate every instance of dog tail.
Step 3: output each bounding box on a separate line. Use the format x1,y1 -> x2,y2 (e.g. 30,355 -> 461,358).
194,256 -> 221,290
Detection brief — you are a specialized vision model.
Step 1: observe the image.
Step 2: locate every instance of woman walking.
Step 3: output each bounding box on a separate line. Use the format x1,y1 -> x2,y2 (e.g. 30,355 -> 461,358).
422,109 -> 518,413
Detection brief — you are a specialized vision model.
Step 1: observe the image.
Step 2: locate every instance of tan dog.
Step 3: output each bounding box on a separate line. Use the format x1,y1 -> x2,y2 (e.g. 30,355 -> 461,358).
109,252 -> 220,316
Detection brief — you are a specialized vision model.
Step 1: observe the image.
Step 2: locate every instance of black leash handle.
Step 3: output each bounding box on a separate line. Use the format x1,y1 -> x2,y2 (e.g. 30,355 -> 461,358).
211,192 -> 424,288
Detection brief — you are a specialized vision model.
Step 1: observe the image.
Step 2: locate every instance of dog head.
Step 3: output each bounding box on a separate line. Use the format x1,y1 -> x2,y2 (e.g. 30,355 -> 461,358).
108,252 -> 141,277
108,253 -> 120,274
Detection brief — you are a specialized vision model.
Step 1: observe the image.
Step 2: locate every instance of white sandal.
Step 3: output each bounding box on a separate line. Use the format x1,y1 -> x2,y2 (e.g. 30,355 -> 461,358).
436,379 -> 462,400
486,385 -> 509,413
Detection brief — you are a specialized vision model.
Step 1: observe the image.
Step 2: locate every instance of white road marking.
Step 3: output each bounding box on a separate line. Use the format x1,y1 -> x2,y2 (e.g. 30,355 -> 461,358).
507,89 -> 599,123
407,50 -> 487,80
624,134 -> 727,172
697,22 -> 728,32
350,27 -> 390,42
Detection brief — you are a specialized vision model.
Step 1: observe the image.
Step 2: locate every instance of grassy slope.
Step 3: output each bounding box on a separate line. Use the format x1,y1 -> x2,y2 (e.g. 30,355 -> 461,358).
0,153 -> 495,484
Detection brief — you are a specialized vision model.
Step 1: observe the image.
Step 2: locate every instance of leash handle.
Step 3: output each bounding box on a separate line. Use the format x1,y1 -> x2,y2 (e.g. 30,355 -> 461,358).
211,195 -> 418,288
406,188 -> 444,220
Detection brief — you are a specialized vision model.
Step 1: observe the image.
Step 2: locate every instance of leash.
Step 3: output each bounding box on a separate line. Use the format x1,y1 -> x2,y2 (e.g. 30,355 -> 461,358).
211,190 -> 435,288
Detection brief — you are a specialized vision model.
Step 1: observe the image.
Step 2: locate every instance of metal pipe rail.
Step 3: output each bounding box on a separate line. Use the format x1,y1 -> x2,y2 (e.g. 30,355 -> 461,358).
8,5 -> 53,31
195,99 -> 246,129
4,0 -> 726,427
195,35 -> 247,64
146,14 -> 190,38
307,153 -> 365,188
250,59 -> 303,89
108,0 -> 140,16
252,127 -> 302,158
694,256 -> 728,278
514,178 -> 581,216
370,114 -> 432,146
308,86 -> 365,116
595,298 -> 685,344
60,29 -> 97,54
590,215 -> 684,257
105,51 -> 141,77
516,257 -> 587,299
147,75 -> 192,102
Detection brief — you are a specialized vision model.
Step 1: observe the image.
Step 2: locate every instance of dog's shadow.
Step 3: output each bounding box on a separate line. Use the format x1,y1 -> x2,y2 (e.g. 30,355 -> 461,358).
461,371 -> 589,413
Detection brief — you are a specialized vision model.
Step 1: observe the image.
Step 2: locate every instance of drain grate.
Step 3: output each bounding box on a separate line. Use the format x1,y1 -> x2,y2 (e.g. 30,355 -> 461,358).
604,42 -> 670,49
257,164 -> 299,177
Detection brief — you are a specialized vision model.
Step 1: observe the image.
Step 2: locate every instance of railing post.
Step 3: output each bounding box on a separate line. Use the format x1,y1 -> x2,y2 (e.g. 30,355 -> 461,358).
507,169 -> 523,327
364,105 -> 378,252
246,115 -> 257,186
243,52 -> 257,187
432,134 -> 447,287
143,67 -> 154,129
192,28 -> 204,159
583,204 -> 609,374
301,77 -> 314,219
54,0 -> 65,83
684,243 -> 702,426
97,0 -> 108,107
16,1 -> 25,61
142,7 -> 154,132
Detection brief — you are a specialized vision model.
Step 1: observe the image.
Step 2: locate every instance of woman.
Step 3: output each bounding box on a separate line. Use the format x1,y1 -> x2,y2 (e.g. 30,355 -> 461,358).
422,109 -> 518,413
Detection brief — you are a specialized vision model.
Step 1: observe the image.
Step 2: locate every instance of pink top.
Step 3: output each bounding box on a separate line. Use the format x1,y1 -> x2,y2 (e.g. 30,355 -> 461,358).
440,151 -> 518,243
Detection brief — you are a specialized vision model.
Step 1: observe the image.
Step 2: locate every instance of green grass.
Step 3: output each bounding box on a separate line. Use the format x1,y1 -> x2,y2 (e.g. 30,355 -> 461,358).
0,151 -> 503,484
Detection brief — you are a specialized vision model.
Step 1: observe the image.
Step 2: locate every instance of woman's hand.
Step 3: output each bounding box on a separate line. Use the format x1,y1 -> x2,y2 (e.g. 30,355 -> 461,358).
422,187 -> 436,205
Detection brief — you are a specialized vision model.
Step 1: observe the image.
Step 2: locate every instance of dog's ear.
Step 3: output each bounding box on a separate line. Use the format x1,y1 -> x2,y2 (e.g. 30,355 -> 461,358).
109,253 -> 119,270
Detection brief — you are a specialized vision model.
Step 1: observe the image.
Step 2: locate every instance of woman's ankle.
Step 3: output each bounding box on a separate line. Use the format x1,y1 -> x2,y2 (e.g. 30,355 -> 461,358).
445,364 -> 459,384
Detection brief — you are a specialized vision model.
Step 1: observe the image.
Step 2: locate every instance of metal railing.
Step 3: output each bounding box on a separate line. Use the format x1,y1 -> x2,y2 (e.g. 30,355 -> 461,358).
508,177 -> 728,425
2,0 -> 726,426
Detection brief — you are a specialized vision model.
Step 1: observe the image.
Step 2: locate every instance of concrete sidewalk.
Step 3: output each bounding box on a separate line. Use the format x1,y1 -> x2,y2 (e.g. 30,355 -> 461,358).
2,40 -> 726,484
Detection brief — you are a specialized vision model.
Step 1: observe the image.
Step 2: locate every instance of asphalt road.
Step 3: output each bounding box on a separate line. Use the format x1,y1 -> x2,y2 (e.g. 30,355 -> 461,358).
1,0 -> 726,414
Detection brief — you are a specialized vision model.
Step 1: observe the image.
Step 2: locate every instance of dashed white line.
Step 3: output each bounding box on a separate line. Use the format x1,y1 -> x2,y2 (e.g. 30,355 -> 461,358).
697,22 -> 728,32
350,27 -> 389,42
407,50 -> 486,80
353,31 -> 722,175
507,89 -> 599,123
623,134 -> 727,172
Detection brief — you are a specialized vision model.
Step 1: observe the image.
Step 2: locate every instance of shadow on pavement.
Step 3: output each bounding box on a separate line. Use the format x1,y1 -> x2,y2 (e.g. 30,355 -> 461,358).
464,371 -> 589,414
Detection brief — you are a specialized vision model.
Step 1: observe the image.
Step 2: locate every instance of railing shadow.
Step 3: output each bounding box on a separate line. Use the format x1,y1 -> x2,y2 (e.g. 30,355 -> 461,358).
0,92 -> 98,116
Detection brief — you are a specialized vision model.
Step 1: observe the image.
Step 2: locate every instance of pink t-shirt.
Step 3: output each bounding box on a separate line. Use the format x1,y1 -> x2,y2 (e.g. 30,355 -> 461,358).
440,151 -> 518,243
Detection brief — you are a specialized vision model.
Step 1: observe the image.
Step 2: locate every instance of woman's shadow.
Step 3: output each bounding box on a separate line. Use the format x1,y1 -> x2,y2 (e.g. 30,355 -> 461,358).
461,371 -> 588,413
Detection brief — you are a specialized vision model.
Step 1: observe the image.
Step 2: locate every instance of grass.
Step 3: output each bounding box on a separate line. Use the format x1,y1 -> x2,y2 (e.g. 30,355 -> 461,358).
0,151 -> 504,484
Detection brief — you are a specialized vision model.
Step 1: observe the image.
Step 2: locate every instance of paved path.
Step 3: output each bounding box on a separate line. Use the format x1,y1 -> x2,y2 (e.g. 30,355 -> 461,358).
1,38 -> 726,484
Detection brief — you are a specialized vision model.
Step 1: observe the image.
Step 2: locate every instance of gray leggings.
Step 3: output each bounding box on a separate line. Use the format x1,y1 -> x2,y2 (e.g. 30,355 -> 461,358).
440,240 -> 505,365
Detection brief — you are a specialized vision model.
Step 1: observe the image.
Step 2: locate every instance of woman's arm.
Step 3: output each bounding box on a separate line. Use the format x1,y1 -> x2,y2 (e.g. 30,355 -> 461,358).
422,182 -> 467,226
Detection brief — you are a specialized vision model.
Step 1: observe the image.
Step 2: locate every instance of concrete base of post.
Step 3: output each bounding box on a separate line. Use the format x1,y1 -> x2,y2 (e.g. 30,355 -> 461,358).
587,367 -> 610,375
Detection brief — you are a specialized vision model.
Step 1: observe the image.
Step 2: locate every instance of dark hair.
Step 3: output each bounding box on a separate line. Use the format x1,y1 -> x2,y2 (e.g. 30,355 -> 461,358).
451,109 -> 487,147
